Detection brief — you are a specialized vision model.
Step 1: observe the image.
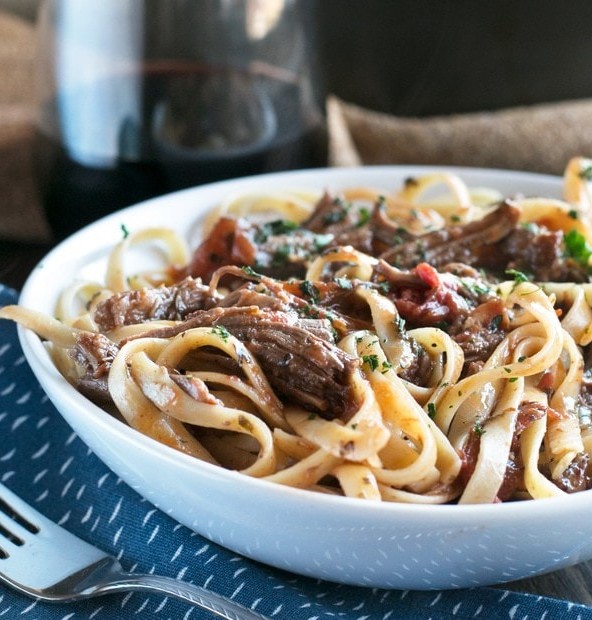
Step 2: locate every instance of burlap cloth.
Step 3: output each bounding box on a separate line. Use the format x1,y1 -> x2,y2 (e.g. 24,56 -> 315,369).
2,10 -> 592,243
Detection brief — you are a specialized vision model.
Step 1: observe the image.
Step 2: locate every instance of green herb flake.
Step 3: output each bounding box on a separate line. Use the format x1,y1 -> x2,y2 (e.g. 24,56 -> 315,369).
461,278 -> 491,297
427,402 -> 437,419
505,268 -> 530,283
241,265 -> 262,280
299,280 -> 321,304
521,221 -> 539,233
312,233 -> 333,251
272,245 -> 291,266
121,223 -> 130,239
323,204 -> 348,225
254,219 -> 299,243
211,325 -> 230,341
474,423 -> 486,437
568,209 -> 579,220
334,276 -> 353,290
564,229 -> 592,268
361,354 -> 380,371
579,164 -> 592,180
356,207 -> 371,227
489,314 -> 503,331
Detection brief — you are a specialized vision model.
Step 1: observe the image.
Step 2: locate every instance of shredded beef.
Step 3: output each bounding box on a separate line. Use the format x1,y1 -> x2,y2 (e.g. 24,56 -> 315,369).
554,453 -> 592,493
577,345 -> 592,427
380,201 -> 521,269
397,344 -> 434,386
138,306 -> 360,421
170,373 -> 220,405
185,212 -> 339,282
488,227 -> 589,282
370,202 -> 414,254
448,298 -> 508,369
93,277 -> 218,331
303,192 -> 363,235
68,332 -> 120,406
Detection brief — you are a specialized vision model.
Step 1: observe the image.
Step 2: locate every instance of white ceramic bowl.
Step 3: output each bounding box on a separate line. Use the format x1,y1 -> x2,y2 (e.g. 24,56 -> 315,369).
18,166 -> 592,590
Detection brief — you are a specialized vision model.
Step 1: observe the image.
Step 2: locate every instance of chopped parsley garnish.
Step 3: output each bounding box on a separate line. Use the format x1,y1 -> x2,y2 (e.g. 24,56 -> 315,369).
361,354 -> 380,371
427,402 -> 437,419
211,325 -> 230,341
299,280 -> 321,304
334,276 -> 353,290
461,278 -> 491,297
254,219 -> 299,243
121,223 -> 130,239
322,198 -> 351,225
271,245 -> 291,266
568,209 -> 579,220
312,233 -> 333,251
489,314 -> 503,331
322,210 -> 346,225
381,360 -> 393,373
579,164 -> 592,180
521,221 -> 541,234
376,281 -> 391,294
392,226 -> 409,246
505,268 -> 530,283
564,229 -> 592,268
241,265 -> 262,280
474,423 -> 486,437
356,207 -> 371,227
415,240 -> 427,261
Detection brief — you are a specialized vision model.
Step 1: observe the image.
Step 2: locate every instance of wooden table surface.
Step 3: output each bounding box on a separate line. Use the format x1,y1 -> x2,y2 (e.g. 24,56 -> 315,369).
2,239 -> 592,607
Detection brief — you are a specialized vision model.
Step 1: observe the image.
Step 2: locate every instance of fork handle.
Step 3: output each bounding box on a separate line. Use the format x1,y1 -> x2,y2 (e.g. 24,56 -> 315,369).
90,572 -> 265,620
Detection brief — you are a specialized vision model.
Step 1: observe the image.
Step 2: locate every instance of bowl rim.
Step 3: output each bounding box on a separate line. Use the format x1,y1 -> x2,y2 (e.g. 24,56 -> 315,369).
18,163 -> 592,519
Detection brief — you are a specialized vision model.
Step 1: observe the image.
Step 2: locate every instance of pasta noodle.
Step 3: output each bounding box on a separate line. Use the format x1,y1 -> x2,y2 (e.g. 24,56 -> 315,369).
4,157 -> 592,504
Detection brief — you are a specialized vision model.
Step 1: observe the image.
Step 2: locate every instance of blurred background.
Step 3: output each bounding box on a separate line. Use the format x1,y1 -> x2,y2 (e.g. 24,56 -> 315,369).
4,0 -> 592,285
315,0 -> 592,116
6,0 -> 592,116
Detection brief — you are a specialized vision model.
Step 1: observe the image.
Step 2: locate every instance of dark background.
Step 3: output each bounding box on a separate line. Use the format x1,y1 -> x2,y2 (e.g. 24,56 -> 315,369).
316,0 -> 592,116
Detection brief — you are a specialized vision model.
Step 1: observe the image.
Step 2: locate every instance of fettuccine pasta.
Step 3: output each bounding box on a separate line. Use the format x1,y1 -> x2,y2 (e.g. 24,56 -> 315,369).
4,156 -> 592,504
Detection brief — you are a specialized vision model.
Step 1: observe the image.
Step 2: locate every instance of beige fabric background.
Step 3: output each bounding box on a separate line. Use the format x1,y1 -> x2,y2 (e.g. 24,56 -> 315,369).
2,5 -> 592,243
327,96 -> 592,174
0,9 -> 51,242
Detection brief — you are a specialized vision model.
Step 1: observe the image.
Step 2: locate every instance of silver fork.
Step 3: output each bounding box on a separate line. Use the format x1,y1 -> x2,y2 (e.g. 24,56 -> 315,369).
0,482 -> 265,619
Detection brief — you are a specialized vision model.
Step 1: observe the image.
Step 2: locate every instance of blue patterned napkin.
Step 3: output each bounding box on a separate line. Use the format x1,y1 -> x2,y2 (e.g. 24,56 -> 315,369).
1,283 -> 591,620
